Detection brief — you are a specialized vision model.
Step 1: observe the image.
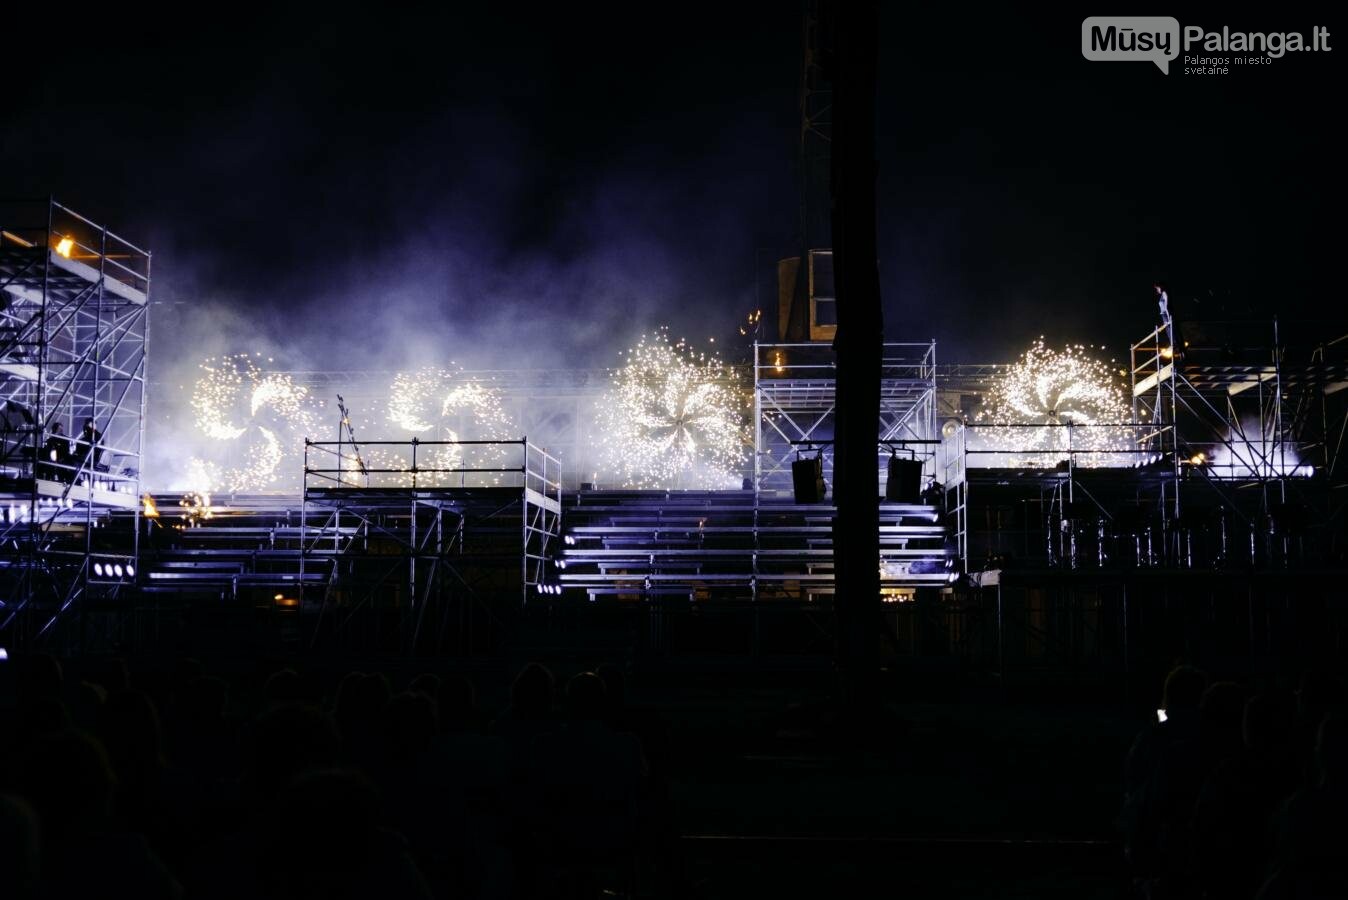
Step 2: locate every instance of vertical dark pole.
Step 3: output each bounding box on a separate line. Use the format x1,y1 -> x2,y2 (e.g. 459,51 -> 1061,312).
827,0 -> 883,699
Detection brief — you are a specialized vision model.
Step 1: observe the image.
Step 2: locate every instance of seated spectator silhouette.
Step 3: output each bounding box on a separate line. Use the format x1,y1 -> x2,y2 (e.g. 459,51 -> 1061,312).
333,671 -> 390,772
14,653 -> 70,739
1293,669 -> 1345,788
100,689 -> 169,845
424,676 -> 510,898
0,793 -> 41,900
19,729 -> 181,899
376,691 -> 438,853
161,675 -> 237,859
1121,664 -> 1206,893
259,769 -> 433,900
1198,682 -> 1249,771
490,662 -> 556,741
1192,690 -> 1299,900
532,672 -> 648,892
1259,714 -> 1348,899
437,673 -> 485,735
261,668 -> 308,713
184,704 -> 341,899
408,672 -> 440,703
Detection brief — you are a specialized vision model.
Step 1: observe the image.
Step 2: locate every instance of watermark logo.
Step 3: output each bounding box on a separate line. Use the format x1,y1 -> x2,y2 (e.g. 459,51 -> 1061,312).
1082,17 -> 1180,73
1083,19 -> 1332,75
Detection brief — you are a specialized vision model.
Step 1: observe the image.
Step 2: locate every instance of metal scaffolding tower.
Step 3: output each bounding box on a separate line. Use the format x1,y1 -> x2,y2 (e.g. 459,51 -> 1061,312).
753,341 -> 937,495
0,199 -> 147,645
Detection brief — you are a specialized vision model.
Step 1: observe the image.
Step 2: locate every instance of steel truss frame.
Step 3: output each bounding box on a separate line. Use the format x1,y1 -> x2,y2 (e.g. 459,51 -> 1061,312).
753,341 -> 937,495
300,437 -> 561,651
1130,320 -> 1348,537
1,199 -> 147,646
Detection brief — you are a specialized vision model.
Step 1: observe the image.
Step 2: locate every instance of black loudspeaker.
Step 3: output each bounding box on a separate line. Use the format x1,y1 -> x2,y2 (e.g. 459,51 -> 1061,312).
885,455 -> 921,503
792,456 -> 827,503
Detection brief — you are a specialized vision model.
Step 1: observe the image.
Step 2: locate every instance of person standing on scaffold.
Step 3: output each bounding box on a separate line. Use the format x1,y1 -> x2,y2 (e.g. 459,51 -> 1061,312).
1154,283 -> 1184,361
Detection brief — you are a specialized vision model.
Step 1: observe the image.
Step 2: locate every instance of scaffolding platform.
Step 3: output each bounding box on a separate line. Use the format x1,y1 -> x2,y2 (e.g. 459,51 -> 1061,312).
753,341 -> 937,495
1,199 -> 149,647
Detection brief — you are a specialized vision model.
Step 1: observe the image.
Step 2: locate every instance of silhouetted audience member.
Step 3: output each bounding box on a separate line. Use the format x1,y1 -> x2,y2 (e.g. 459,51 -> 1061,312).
1293,669 -> 1345,788
1121,665 -> 1207,894
15,653 -> 64,706
84,656 -> 130,696
67,679 -> 106,734
490,662 -> 556,741
408,672 -> 440,703
0,793 -> 41,900
262,668 -> 308,712
186,704 -> 343,899
1192,690 -> 1299,900
437,673 -> 484,735
260,769 -> 433,900
532,672 -> 648,890
161,675 -> 237,861
1259,714 -> 1348,899
334,671 -> 391,772
20,729 -> 181,899
425,674 -> 510,898
1198,681 -> 1250,771
100,689 -> 168,840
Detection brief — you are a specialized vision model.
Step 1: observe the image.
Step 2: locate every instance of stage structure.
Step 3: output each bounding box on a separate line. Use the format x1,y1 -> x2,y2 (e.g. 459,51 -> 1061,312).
753,340 -> 938,496
0,199 -> 147,645
936,318 -> 1348,573
125,438 -> 560,654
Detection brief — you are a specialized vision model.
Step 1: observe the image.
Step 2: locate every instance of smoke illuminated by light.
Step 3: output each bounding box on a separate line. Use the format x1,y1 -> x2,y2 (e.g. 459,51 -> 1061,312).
189,354 -> 321,491
973,339 -> 1137,467
594,331 -> 748,488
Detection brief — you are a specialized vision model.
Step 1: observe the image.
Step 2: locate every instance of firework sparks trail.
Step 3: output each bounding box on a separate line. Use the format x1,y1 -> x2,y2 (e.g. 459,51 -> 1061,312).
973,339 -> 1138,468
595,331 -> 749,488
189,354 -> 321,491
376,366 -> 514,486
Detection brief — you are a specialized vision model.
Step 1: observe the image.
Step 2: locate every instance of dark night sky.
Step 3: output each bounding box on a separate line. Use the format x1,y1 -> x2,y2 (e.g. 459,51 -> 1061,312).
2,5 -> 1341,368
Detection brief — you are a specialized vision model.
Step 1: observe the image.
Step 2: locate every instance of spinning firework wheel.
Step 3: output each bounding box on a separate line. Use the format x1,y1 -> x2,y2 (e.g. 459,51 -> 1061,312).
189,354 -> 321,491
379,367 -> 515,486
974,339 -> 1137,468
594,332 -> 749,489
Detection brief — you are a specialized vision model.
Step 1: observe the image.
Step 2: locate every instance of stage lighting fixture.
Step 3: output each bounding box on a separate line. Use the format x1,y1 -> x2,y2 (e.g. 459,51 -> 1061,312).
113,564 -> 124,577
55,236 -> 74,258
1189,452 -> 1207,466
126,564 -> 136,577
93,563 -> 104,577
0,647 -> 7,661
1160,346 -> 1175,360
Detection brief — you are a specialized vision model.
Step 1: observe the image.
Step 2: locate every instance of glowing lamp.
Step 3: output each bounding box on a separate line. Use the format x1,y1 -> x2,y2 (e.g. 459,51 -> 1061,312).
1189,452 -> 1207,466
55,236 -> 74,258
93,563 -> 104,577
1160,346 -> 1175,360
113,564 -> 124,577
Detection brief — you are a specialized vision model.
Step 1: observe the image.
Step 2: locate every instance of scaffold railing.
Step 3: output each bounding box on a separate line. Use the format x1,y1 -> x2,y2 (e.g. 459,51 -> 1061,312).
303,437 -> 562,498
